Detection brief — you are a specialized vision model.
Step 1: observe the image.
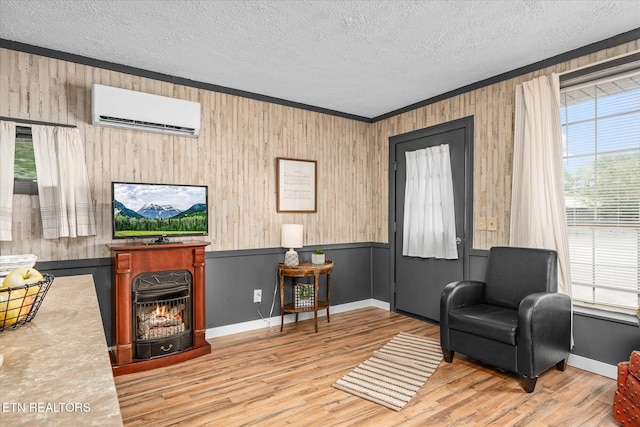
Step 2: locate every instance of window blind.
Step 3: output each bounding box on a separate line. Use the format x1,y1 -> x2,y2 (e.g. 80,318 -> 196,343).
560,72 -> 640,313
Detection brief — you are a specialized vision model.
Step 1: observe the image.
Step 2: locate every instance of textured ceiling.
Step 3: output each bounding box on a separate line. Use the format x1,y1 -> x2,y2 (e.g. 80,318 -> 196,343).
1,0 -> 639,119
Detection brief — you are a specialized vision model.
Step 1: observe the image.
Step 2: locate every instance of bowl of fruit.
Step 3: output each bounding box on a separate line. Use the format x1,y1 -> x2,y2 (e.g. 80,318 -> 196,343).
0,268 -> 54,331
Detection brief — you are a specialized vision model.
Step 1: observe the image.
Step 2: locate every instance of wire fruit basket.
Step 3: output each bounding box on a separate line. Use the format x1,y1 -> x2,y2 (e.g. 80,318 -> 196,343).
0,273 -> 54,331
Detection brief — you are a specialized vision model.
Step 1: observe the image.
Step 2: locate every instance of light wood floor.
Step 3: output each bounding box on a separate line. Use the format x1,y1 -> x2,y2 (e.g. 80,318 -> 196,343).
114,307 -> 617,426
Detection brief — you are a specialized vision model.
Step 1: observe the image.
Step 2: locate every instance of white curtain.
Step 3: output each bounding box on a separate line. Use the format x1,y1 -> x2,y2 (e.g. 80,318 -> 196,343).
511,73 -> 572,296
0,121 -> 16,241
403,144 -> 458,259
32,125 -> 96,239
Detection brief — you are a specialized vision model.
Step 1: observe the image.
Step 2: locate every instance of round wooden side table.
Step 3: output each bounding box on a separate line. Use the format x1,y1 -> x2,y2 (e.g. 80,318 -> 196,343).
278,260 -> 334,333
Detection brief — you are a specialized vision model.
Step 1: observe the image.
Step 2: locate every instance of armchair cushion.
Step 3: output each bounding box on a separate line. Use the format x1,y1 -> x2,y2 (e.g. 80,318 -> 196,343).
448,304 -> 518,345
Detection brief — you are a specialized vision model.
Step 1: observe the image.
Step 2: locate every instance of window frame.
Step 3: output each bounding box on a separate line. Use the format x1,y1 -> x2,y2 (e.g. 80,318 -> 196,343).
560,60 -> 640,316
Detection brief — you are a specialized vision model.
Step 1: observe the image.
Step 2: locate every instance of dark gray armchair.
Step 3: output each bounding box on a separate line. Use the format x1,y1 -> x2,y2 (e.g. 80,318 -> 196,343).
440,246 -> 571,392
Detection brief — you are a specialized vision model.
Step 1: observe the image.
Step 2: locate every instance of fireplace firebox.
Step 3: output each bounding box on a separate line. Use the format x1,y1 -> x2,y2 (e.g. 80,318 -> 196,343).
133,270 -> 192,360
108,241 -> 211,376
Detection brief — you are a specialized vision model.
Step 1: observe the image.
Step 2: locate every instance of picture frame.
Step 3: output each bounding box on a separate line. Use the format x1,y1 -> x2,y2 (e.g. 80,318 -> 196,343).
276,157 -> 317,213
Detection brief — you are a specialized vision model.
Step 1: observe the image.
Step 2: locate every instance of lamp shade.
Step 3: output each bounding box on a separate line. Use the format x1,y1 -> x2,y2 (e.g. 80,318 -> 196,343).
281,224 -> 303,248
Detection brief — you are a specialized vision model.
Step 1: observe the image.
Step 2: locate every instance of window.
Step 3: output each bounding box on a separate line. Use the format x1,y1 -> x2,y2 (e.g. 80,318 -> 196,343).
560,67 -> 640,315
14,126 -> 38,195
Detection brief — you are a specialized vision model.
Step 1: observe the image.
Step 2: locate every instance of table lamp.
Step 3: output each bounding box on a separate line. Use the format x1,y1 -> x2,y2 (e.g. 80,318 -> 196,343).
281,224 -> 303,266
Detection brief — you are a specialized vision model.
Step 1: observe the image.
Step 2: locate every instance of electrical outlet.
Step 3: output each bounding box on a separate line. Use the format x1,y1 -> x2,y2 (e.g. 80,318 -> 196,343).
253,289 -> 262,303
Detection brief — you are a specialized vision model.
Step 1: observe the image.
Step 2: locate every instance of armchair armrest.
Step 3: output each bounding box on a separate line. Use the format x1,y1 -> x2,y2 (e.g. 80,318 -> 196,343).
517,292 -> 572,377
440,280 -> 485,350
441,280 -> 485,311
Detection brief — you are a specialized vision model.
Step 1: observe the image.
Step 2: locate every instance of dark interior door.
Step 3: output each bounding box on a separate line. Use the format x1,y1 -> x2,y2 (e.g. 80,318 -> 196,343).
392,119 -> 471,321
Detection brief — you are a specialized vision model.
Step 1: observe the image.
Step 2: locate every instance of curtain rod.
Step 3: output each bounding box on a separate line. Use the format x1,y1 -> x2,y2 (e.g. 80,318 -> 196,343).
0,116 -> 77,129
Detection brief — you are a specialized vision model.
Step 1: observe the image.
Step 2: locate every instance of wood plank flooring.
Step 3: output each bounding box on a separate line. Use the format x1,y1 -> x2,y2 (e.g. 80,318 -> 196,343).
114,307 -> 617,426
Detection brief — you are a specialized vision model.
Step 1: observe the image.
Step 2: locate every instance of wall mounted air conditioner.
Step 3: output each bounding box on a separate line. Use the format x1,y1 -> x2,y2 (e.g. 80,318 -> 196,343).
91,84 -> 201,137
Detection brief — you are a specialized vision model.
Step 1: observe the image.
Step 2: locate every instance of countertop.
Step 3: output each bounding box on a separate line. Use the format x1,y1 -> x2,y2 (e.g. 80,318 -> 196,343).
0,274 -> 123,426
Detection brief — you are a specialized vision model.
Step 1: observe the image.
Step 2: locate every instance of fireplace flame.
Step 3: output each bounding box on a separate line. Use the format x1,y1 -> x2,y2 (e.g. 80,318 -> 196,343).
155,303 -> 168,317
137,302 -> 187,341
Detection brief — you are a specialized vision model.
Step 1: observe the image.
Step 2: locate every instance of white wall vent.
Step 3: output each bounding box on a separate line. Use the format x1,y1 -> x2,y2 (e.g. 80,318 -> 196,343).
91,84 -> 201,137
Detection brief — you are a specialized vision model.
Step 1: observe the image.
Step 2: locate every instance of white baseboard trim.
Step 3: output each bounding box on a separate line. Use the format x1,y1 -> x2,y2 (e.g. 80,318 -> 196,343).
205,300 -> 616,380
370,299 -> 391,311
568,353 -> 617,379
205,299 -> 389,339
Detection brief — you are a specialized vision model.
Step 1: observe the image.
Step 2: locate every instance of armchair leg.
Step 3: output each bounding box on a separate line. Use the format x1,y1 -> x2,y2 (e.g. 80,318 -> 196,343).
520,375 -> 538,393
442,349 -> 454,363
555,358 -> 568,371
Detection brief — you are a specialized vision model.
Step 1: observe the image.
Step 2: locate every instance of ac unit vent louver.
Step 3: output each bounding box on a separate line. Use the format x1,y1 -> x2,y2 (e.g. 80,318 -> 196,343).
91,84 -> 201,137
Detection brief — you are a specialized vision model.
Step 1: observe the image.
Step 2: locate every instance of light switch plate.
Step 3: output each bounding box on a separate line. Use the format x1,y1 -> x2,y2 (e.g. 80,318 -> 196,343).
487,217 -> 497,231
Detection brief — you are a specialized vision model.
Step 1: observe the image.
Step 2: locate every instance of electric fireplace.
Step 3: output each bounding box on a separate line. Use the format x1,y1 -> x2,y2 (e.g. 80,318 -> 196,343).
108,241 -> 211,375
133,270 -> 192,360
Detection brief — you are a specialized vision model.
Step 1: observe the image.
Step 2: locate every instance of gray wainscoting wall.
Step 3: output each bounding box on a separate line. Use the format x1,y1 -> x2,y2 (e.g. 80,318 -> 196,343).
204,244 -> 374,328
371,242 -> 391,303
35,242 -> 376,348
35,243 -> 638,367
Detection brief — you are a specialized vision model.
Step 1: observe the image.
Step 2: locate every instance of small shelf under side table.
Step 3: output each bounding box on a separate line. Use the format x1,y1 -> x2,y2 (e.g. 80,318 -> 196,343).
278,260 -> 334,333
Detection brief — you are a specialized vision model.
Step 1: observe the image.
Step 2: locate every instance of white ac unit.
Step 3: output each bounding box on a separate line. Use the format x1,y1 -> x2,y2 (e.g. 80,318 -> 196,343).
91,84 -> 201,137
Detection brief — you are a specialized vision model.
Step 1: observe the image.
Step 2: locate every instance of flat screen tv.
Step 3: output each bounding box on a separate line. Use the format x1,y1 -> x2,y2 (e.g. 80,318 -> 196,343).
112,181 -> 208,243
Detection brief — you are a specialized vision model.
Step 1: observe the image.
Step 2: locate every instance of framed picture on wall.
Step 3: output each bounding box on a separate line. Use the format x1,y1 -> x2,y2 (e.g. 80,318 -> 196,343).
276,157 -> 317,213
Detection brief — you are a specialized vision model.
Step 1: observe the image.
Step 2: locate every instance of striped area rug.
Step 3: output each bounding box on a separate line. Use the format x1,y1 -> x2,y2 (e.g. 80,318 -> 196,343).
332,332 -> 443,411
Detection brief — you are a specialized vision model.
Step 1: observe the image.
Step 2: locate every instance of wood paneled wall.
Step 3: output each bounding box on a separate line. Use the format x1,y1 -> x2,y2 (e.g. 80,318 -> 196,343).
0,48 -> 371,261
1,39 -> 637,261
369,40 -> 639,248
